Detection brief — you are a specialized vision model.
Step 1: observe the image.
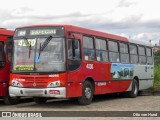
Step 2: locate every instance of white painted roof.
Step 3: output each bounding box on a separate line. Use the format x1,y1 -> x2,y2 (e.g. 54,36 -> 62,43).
128,39 -> 153,47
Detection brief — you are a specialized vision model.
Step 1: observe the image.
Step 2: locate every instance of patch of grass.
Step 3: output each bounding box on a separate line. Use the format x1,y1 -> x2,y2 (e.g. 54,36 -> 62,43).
153,64 -> 160,90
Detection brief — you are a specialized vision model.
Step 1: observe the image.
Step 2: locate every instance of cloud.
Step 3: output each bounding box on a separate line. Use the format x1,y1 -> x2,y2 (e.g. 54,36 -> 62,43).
11,7 -> 34,17
0,9 -> 12,21
0,0 -> 159,44
117,0 -> 136,7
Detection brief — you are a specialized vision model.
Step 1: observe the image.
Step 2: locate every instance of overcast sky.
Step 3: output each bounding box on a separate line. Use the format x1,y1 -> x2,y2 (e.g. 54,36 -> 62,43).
1,0 -> 160,45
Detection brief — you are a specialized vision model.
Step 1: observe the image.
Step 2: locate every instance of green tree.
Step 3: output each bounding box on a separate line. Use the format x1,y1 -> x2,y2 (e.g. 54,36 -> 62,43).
154,51 -> 160,65
153,51 -> 160,90
154,51 -> 160,56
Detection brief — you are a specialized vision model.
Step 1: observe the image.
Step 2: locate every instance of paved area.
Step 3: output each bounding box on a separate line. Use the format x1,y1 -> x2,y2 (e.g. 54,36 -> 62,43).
0,94 -> 159,119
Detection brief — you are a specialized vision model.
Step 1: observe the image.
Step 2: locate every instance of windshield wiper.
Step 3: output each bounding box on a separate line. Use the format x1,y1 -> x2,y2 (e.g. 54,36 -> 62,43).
38,36 -> 52,58
23,37 -> 32,59
23,37 -> 30,47
28,42 -> 32,59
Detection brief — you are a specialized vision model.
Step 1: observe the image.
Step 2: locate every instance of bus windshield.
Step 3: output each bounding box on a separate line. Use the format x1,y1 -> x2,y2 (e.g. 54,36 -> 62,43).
13,38 -> 66,72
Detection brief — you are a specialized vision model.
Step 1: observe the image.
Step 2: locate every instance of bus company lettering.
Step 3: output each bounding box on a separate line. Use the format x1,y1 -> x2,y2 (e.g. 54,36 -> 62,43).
97,82 -> 107,86
14,78 -> 25,82
48,74 -> 59,77
86,64 -> 94,69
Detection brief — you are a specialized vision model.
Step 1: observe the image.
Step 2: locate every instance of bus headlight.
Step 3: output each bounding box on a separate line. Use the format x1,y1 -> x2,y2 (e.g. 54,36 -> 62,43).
47,80 -> 60,88
12,80 -> 23,87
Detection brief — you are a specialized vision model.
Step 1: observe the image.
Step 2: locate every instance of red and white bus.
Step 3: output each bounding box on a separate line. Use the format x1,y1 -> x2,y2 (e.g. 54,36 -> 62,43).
0,28 -> 20,104
9,25 -> 154,105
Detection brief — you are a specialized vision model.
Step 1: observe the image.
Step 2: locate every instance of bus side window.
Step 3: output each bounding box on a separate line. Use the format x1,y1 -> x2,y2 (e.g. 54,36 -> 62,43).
146,47 -> 153,65
95,38 -> 108,62
83,36 -> 95,61
68,39 -> 80,59
129,44 -> 138,64
68,39 -> 81,71
138,46 -> 146,64
0,42 -> 6,68
6,37 -> 13,62
108,40 -> 119,62
120,43 -> 129,63
68,39 -> 73,59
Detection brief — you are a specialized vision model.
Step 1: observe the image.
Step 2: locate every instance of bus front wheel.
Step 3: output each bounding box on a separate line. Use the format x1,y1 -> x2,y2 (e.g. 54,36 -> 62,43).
128,79 -> 139,98
78,81 -> 94,105
34,97 -> 47,104
4,96 -> 20,105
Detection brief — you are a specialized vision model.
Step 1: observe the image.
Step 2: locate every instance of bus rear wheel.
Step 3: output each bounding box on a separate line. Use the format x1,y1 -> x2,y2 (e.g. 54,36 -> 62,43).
78,81 -> 94,105
34,97 -> 47,104
128,79 -> 139,98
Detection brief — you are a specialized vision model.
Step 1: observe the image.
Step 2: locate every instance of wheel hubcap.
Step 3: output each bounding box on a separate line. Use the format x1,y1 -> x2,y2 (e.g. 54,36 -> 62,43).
85,87 -> 91,99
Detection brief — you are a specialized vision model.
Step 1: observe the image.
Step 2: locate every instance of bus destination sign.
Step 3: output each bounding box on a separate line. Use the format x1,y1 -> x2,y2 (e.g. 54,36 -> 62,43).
14,27 -> 65,37
30,29 -> 56,36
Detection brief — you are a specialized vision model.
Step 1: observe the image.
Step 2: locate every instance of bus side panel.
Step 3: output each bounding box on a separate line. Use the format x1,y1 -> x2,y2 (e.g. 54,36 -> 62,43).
66,69 -> 83,98
111,63 -> 133,92
0,60 -> 10,83
134,65 -> 154,90
95,81 -> 121,94
66,61 -> 114,97
0,36 -> 10,96
0,84 -> 7,96
67,62 -> 135,97
82,62 -> 121,95
94,81 -> 131,94
118,80 -> 132,92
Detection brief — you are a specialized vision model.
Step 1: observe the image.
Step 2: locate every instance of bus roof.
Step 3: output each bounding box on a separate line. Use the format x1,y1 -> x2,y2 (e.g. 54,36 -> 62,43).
16,24 -> 152,47
129,39 -> 153,47
0,28 -> 14,36
17,24 -> 128,42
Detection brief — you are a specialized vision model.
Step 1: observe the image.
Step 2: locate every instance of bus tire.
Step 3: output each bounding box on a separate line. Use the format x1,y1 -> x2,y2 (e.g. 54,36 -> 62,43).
78,81 -> 94,105
128,79 -> 138,98
4,96 -> 20,105
34,97 -> 47,104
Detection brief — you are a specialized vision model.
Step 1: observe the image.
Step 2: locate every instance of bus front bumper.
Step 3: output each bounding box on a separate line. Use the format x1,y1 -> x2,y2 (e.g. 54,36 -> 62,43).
9,86 -> 66,98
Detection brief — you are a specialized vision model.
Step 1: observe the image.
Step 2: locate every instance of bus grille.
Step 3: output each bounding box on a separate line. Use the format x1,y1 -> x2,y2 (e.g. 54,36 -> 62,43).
23,82 -> 47,88
20,77 -> 49,88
